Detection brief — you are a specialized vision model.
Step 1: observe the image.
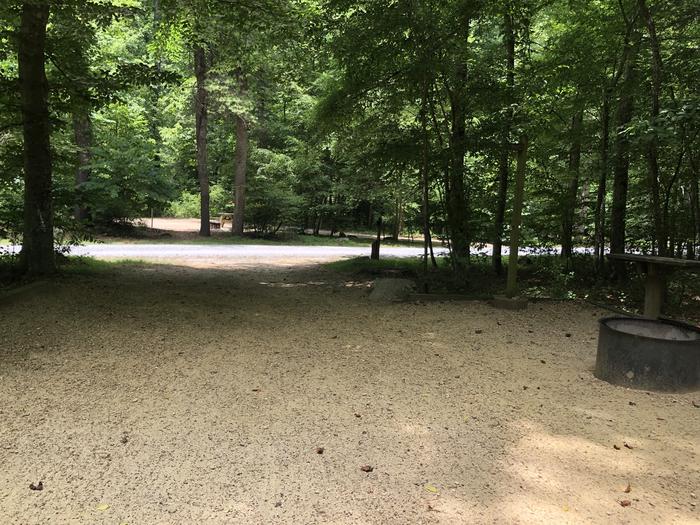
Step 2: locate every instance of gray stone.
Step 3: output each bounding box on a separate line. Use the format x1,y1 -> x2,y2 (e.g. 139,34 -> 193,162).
493,295 -> 529,310
369,278 -> 415,302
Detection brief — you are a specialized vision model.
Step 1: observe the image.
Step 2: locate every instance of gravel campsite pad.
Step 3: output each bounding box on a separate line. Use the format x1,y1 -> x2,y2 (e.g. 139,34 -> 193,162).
0,260 -> 698,524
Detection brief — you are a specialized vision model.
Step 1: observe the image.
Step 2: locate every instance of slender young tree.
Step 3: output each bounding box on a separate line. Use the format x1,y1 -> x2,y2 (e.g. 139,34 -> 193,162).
194,45 -> 210,236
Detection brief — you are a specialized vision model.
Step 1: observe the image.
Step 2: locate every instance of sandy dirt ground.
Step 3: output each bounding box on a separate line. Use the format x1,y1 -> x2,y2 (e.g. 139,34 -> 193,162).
135,218 -> 212,232
0,260 -> 698,524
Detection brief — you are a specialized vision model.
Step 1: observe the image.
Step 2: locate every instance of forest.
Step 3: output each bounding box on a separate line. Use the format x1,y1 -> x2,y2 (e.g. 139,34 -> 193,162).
1,2 -> 700,523
0,0 -> 696,277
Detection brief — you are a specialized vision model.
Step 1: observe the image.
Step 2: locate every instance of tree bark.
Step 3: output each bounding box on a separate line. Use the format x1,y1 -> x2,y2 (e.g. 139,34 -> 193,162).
594,90 -> 611,270
194,46 -> 210,237
232,113 -> 248,235
443,16 -> 472,268
561,109 -> 583,260
610,35 -> 640,273
690,177 -> 699,259
493,5 -> 515,275
73,106 -> 92,222
447,92 -> 470,265
446,86 -> 471,263
420,79 -> 431,275
18,2 -> 54,276
506,136 -> 528,298
638,0 -> 666,255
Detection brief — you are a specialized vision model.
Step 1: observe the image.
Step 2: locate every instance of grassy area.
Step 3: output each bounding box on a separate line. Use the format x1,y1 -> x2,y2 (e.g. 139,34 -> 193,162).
0,254 -> 146,290
58,256 -> 147,276
90,222 -> 426,248
324,254 -> 700,324
93,232 -> 382,247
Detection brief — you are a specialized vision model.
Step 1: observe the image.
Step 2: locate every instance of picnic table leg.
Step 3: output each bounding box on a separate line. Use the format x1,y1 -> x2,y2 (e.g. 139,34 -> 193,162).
643,264 -> 663,319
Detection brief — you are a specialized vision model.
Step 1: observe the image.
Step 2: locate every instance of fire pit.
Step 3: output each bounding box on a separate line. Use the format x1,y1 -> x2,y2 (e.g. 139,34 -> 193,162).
595,317 -> 700,392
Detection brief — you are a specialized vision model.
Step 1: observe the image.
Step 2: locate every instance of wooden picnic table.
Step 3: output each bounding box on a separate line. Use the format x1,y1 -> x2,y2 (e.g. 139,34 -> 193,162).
607,253 -> 700,318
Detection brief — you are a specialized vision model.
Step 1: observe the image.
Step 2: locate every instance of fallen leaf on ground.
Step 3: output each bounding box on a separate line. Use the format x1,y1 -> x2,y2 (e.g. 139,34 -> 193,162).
360,465 -> 373,472
620,500 -> 631,507
96,504 -> 110,511
29,481 -> 43,491
424,484 -> 439,494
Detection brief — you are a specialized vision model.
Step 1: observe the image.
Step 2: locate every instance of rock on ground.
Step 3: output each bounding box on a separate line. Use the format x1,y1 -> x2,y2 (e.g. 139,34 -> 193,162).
369,278 -> 415,302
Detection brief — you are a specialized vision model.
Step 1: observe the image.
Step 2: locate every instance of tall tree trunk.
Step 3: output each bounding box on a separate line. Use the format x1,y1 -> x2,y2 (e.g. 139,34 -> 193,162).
594,90 -> 611,270
638,0 -> 666,254
420,78 -> 431,275
447,94 -> 470,264
505,136 -> 528,298
493,5 -> 515,275
232,113 -> 248,235
194,46 -> 210,237
73,106 -> 92,222
18,2 -> 54,276
561,109 -> 584,261
691,171 -> 700,259
610,35 -> 640,274
444,17 -> 472,267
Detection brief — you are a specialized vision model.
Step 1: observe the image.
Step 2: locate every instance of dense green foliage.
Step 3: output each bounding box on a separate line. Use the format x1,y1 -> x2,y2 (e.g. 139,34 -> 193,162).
1,0 -> 699,268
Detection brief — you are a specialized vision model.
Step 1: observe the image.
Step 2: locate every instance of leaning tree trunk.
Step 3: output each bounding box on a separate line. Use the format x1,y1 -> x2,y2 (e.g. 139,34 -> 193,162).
561,109 -> 583,261
194,46 -> 210,237
18,2 -> 54,276
73,106 -> 92,222
493,6 -> 515,275
610,36 -> 640,275
232,113 -> 248,236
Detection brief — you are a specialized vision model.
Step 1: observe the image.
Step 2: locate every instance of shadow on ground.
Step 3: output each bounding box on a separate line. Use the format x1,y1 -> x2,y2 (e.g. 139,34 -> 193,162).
0,262 -> 697,524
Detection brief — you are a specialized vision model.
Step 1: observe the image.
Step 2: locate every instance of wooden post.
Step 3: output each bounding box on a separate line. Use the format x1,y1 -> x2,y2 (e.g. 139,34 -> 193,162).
643,263 -> 664,318
371,216 -> 382,260
506,136 -> 528,298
